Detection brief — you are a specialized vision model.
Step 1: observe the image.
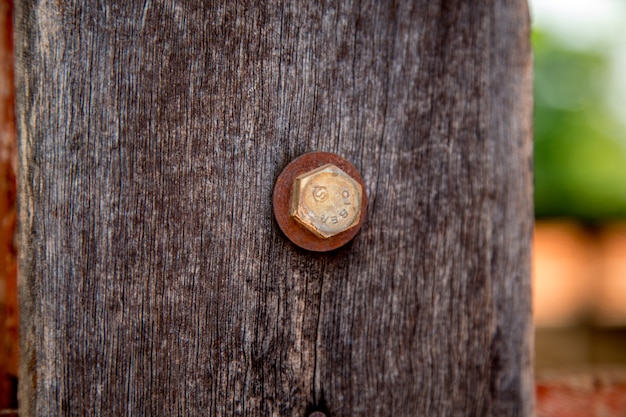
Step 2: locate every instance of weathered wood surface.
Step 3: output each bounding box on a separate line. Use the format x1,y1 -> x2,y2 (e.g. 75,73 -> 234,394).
15,1 -> 533,416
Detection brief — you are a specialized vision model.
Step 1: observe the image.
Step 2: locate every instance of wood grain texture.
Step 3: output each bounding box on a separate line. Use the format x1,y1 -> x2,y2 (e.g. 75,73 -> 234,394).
15,1 -> 533,416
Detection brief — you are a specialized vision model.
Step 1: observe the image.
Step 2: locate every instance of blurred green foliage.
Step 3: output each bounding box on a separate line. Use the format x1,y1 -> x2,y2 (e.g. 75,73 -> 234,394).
533,30 -> 626,220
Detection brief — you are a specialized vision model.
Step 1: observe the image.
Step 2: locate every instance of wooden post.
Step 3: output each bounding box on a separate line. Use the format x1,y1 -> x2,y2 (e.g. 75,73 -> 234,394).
15,1 -> 533,416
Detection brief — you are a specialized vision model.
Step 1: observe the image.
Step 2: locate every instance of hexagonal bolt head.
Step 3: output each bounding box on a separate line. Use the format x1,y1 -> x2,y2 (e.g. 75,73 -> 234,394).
290,163 -> 363,239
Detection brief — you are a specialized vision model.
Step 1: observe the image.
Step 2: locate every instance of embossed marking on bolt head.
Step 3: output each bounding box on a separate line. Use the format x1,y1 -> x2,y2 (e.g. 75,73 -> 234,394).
290,164 -> 362,239
273,152 -> 367,251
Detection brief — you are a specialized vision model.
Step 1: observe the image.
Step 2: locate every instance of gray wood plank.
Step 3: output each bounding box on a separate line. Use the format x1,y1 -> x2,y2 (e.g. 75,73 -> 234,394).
15,1 -> 533,415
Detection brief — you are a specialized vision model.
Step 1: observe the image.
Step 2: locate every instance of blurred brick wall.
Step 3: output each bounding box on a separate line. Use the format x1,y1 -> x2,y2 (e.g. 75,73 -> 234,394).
0,0 -> 16,409
537,373 -> 626,417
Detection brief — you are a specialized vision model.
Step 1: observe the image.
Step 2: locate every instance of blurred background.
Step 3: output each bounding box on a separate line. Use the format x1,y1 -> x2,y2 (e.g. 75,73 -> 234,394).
0,0 -> 625,414
0,0 -> 15,412
531,0 -> 626,414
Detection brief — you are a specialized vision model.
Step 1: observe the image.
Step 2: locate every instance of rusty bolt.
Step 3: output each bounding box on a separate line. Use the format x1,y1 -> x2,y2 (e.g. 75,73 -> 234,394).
273,152 -> 367,252
290,164 -> 362,239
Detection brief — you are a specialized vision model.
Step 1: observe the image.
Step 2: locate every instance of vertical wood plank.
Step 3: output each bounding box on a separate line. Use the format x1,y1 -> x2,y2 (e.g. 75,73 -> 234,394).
15,1 -> 533,416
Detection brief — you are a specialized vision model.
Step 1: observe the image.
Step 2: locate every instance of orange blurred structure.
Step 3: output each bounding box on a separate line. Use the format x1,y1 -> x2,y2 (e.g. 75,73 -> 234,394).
534,221 -> 626,416
596,225 -> 626,325
534,222 -> 626,327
